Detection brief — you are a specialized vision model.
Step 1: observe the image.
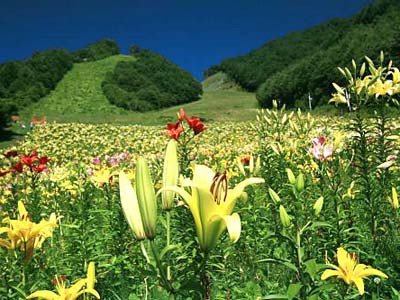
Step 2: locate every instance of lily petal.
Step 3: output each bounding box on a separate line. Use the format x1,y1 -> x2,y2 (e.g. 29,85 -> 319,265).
220,213 -> 241,243
355,265 -> 388,279
353,277 -> 365,295
26,290 -> 59,299
192,165 -> 215,191
321,269 -> 341,280
225,178 -> 264,213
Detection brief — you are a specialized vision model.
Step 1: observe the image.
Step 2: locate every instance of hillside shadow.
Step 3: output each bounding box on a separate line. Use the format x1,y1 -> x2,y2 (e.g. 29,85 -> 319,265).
0,128 -> 23,143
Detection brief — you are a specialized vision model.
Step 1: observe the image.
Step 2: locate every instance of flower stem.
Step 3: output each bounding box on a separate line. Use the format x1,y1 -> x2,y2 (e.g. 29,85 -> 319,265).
149,240 -> 175,297
166,211 -> 171,280
200,251 -> 211,300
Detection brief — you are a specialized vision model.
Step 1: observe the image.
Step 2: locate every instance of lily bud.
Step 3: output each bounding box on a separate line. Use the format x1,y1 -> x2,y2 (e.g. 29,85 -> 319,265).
286,168 -> 296,185
135,157 -> 157,240
279,205 -> 291,227
352,59 -> 357,72
268,188 -> 281,204
391,187 -> 399,209
296,173 -> 305,192
249,155 -> 254,174
237,158 -> 246,176
119,171 -> 147,241
162,140 -> 179,210
240,191 -> 248,202
86,262 -> 96,289
313,196 -> 324,216
254,156 -> 261,175
360,62 -> 366,77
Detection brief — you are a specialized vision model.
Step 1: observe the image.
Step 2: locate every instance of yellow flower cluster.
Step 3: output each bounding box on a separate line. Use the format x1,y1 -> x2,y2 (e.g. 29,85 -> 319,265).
330,53 -> 400,108
0,201 -> 58,259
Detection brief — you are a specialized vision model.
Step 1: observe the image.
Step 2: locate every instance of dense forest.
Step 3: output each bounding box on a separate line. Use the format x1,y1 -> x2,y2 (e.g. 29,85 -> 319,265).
0,39 -> 120,130
102,47 -> 202,111
205,0 -> 400,108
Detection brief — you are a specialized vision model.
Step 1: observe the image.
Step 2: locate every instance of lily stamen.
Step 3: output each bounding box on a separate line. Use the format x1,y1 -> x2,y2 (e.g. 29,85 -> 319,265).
210,172 -> 228,205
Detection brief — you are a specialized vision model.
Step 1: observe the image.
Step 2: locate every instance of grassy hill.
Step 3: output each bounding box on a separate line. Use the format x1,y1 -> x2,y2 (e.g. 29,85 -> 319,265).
24,55 -> 134,117
19,57 -> 258,125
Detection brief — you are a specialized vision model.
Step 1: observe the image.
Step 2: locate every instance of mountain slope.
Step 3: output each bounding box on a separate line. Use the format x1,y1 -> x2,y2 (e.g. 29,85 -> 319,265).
21,55 -> 257,124
25,55 -> 135,116
205,0 -> 400,107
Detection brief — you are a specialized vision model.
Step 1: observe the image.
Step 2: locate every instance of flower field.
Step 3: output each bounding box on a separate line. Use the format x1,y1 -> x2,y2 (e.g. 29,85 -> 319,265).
1,55 -> 400,299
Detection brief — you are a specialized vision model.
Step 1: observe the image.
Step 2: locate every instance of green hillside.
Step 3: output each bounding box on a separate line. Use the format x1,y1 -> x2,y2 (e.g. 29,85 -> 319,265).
19,57 -> 257,125
24,55 -> 134,117
202,71 -> 241,92
205,0 -> 400,108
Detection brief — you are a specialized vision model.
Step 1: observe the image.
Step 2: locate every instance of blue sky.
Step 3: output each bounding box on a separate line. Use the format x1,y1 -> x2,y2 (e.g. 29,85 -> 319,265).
0,0 -> 371,79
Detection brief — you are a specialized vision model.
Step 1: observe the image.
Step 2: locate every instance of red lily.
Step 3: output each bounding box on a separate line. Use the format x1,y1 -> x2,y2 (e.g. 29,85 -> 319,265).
0,170 -> 9,177
166,120 -> 183,140
21,150 -> 39,167
179,108 -> 206,135
241,156 -> 251,166
11,162 -> 24,173
4,150 -> 18,158
32,157 -> 50,173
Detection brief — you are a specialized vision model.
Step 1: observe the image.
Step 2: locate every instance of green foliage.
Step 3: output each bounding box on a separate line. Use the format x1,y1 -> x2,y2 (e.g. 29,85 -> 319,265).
257,3 -> 400,108
206,18 -> 351,91
73,39 -> 120,62
205,0 -> 400,109
102,48 -> 202,111
0,99 -> 17,130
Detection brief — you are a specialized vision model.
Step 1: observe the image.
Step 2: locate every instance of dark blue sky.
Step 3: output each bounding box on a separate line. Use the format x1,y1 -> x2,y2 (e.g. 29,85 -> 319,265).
1,0 -> 371,80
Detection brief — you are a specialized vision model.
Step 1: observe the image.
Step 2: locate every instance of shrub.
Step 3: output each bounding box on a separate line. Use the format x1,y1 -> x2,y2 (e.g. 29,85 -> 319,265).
102,48 -> 202,111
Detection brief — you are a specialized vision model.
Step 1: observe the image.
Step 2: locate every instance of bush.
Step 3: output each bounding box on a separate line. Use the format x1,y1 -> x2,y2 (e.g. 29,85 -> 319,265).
102,48 -> 202,111
74,39 -> 120,62
0,99 -> 17,130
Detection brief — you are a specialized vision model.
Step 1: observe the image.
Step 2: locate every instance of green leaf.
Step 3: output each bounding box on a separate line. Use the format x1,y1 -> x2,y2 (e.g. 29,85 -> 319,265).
305,221 -> 332,232
304,259 -> 318,278
256,258 -> 298,273
262,295 -> 288,299
287,283 -> 302,300
159,244 -> 180,261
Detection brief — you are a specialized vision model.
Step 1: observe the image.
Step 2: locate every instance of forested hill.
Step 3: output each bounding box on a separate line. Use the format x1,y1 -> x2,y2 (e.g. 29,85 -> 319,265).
205,0 -> 400,108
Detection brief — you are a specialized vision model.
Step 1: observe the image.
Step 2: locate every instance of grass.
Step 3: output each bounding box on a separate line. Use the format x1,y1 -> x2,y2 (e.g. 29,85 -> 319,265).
21,55 -> 135,118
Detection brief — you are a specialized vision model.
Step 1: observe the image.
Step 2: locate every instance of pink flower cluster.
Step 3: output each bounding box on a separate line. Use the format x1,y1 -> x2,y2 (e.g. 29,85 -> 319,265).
310,137 -> 333,161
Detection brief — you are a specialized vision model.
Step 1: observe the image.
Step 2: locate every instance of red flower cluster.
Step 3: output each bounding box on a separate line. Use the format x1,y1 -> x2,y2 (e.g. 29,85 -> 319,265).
165,108 -> 207,140
0,149 -> 50,177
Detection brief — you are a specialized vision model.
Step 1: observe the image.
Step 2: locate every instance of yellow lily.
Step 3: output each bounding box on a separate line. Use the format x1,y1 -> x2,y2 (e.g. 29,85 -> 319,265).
390,67 -> 400,84
0,201 -> 58,259
163,164 -> 264,252
374,79 -> 394,97
92,168 -> 114,186
321,247 -> 388,295
329,92 -> 347,105
27,262 -> 100,300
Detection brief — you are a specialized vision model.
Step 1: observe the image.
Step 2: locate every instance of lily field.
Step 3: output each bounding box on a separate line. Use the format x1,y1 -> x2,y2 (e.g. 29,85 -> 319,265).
1,55 -> 400,299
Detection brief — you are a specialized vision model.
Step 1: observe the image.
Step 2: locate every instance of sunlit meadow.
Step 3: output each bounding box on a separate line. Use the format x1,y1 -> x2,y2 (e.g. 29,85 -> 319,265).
1,53 -> 400,300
